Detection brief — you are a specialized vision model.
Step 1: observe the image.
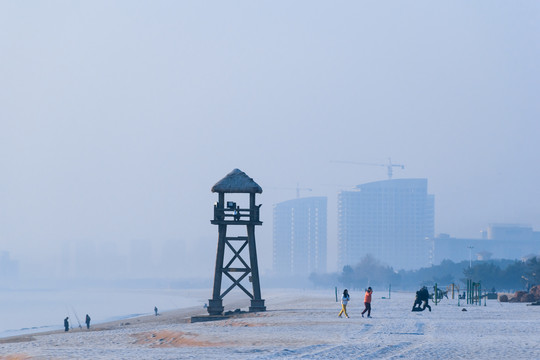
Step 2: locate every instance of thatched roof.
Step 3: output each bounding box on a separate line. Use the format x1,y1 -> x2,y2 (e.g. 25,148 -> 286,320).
211,169 -> 263,193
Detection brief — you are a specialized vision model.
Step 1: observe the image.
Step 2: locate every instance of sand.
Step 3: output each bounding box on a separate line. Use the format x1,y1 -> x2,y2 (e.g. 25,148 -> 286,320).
1,290 -> 539,359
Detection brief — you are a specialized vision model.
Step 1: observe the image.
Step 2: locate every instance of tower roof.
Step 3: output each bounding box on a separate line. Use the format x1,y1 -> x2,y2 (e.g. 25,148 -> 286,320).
211,169 -> 263,194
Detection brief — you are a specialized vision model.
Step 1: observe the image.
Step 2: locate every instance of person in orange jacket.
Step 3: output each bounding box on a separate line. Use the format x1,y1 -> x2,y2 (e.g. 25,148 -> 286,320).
361,287 -> 373,318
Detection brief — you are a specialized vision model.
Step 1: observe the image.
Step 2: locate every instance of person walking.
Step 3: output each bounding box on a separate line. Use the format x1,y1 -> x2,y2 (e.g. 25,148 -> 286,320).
338,289 -> 350,318
64,317 -> 69,332
361,287 -> 373,318
85,314 -> 91,329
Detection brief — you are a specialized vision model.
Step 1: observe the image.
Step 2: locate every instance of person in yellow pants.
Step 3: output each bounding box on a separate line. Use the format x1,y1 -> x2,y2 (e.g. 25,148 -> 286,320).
338,289 -> 350,318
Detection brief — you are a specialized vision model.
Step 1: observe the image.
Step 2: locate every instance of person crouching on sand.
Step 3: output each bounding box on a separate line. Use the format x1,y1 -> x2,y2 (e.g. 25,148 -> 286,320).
338,289 -> 350,318
362,287 -> 373,318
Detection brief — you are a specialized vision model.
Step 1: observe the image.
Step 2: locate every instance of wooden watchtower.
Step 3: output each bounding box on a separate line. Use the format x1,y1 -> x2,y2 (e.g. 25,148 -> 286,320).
207,169 -> 266,315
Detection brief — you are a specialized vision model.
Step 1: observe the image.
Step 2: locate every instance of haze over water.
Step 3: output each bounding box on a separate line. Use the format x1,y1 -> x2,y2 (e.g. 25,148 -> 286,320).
1,1 -> 538,278
0,288 -> 203,337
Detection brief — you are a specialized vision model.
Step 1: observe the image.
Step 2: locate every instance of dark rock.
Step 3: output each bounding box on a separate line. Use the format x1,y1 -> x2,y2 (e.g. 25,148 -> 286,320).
515,291 -> 528,301
530,285 -> 540,301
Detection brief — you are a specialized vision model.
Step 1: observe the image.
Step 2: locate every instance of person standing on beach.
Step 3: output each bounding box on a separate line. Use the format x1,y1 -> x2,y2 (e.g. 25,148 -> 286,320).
338,289 -> 350,318
361,287 -> 373,318
64,317 -> 69,332
85,314 -> 91,329
154,306 -> 158,316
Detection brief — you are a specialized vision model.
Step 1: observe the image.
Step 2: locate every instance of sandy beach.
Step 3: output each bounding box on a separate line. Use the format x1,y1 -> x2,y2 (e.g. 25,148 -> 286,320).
1,289 -> 539,359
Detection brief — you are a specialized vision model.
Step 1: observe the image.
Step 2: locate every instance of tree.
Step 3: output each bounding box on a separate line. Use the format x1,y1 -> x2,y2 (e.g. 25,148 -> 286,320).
339,265 -> 355,289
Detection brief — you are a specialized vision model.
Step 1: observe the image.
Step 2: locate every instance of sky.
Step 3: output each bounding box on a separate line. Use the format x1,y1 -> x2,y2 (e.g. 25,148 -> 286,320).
1,1 -> 539,276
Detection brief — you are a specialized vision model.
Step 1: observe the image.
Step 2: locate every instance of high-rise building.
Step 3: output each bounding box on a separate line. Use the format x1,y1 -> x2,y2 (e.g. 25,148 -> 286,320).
338,179 -> 434,270
273,197 -> 327,276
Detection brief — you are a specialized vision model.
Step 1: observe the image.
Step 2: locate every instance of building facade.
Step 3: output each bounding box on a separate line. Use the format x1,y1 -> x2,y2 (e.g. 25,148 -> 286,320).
433,224 -> 540,264
338,179 -> 434,270
273,197 -> 327,276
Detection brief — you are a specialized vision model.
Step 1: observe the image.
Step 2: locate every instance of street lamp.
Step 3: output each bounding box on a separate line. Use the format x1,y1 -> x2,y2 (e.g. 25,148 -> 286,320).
467,246 -> 474,268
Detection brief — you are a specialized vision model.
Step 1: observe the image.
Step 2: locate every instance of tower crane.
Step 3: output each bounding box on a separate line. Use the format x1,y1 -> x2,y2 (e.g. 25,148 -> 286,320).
294,183 -> 313,198
268,183 -> 313,198
331,158 -> 405,180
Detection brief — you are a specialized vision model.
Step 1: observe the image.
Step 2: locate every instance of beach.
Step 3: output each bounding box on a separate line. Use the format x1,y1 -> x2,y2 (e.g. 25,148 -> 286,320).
1,289 -> 539,359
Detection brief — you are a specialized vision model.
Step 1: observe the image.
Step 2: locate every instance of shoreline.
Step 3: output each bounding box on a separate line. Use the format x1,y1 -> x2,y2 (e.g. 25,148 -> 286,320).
0,298 -> 250,345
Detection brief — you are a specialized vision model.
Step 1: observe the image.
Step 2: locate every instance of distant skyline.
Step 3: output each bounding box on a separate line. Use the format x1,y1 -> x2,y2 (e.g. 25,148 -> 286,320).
1,1 -> 539,275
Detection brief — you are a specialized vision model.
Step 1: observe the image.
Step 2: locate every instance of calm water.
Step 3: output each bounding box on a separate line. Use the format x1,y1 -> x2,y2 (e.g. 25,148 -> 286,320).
0,288 -> 207,338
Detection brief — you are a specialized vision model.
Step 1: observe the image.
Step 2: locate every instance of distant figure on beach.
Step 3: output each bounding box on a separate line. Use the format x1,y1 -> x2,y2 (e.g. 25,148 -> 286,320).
412,290 -> 423,311
412,286 -> 431,312
64,317 -> 69,332
154,306 -> 158,316
362,287 -> 373,318
420,286 -> 431,311
234,206 -> 241,221
338,289 -> 350,318
85,314 -> 91,329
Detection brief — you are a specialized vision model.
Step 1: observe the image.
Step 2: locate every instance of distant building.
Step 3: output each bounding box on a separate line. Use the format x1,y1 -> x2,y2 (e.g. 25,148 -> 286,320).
433,224 -> 540,264
60,241 -> 128,279
129,239 -> 154,278
273,197 -> 327,276
338,179 -> 434,270
487,223 -> 537,242
75,241 -> 97,278
160,239 -> 186,277
0,251 -> 18,280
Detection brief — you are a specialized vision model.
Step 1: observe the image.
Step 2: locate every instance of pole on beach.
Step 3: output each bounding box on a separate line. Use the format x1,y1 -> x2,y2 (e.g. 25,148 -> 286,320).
335,287 -> 338,302
467,279 -> 470,305
71,306 -> 83,329
478,282 -> 482,306
389,284 -> 391,299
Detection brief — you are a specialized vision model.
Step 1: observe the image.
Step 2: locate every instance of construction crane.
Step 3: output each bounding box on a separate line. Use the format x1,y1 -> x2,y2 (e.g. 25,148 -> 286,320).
331,158 -> 405,180
268,183 -> 313,198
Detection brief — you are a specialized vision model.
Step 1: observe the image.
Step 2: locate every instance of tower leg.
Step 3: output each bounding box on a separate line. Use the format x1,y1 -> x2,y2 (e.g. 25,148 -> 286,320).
247,224 -> 266,312
208,224 -> 226,315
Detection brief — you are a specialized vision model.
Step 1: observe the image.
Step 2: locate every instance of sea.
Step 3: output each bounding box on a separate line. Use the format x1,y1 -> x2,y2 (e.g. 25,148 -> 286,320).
0,288 -> 206,338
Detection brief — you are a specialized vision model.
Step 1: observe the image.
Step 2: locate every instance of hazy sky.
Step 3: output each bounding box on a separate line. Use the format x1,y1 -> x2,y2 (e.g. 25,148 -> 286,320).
1,1 -> 539,274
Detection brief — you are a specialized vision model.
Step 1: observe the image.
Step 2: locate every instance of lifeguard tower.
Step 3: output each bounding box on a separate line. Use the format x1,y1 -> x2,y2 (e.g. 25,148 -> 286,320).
207,169 -> 266,315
